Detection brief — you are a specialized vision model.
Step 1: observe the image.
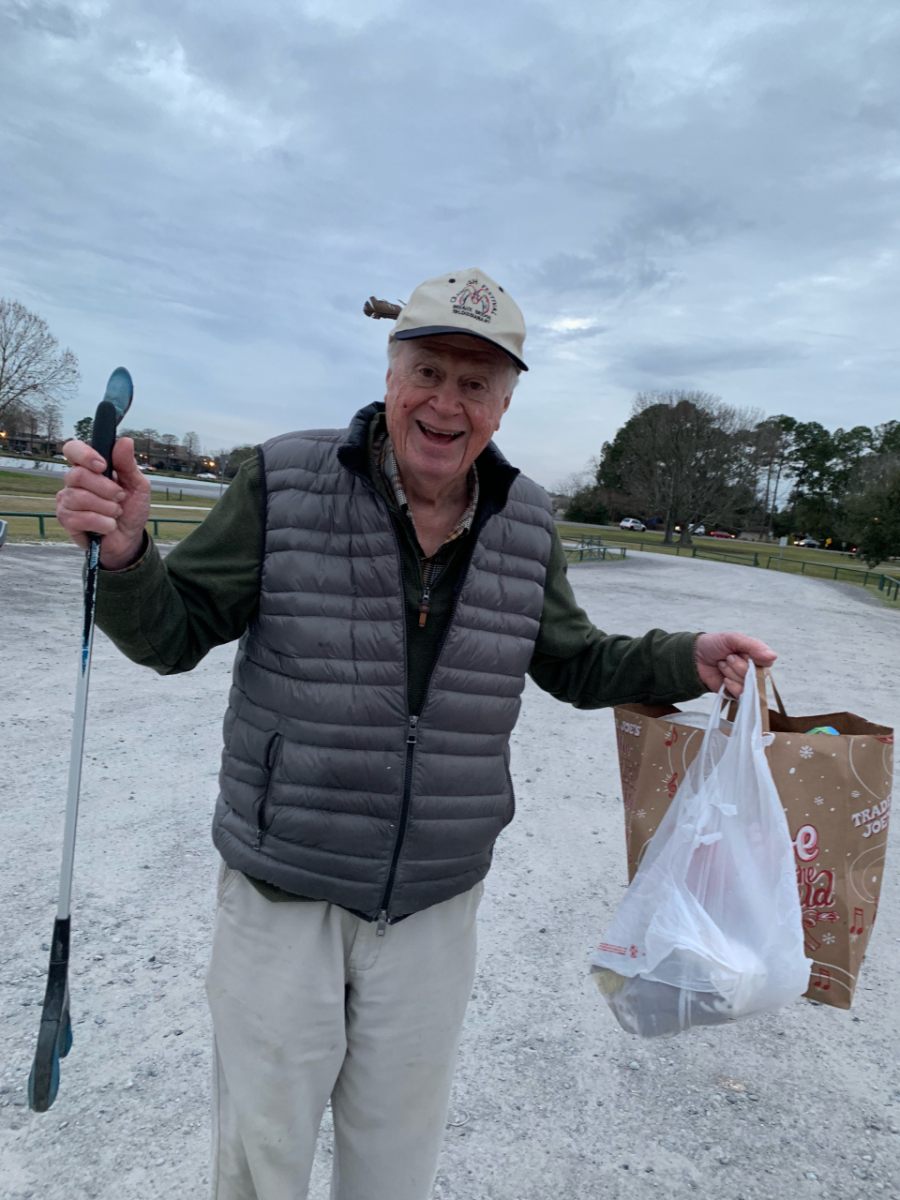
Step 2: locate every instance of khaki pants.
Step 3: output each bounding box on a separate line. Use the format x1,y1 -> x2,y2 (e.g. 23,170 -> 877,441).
205,865 -> 482,1200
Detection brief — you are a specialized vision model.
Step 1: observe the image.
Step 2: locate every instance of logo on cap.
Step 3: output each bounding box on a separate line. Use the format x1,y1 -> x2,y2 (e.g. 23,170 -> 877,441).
450,278 -> 497,325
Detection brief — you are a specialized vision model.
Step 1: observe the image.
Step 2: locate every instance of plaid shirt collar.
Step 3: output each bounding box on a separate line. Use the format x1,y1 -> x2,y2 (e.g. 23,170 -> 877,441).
377,431 -> 480,553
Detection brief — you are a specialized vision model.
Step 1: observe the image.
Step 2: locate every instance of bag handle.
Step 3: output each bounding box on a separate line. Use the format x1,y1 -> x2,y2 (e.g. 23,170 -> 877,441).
726,665 -> 788,729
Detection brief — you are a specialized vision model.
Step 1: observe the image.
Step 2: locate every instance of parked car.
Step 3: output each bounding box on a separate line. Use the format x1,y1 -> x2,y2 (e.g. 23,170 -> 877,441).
620,517 -> 646,531
709,530 -> 736,539
795,537 -> 820,548
676,524 -> 706,535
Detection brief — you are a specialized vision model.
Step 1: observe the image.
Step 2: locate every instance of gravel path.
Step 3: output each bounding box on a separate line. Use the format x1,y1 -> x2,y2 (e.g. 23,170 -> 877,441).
1,544 -> 898,1200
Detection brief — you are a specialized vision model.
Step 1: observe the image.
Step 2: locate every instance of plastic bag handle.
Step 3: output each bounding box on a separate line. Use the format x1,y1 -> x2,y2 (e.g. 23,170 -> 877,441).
726,665 -> 787,729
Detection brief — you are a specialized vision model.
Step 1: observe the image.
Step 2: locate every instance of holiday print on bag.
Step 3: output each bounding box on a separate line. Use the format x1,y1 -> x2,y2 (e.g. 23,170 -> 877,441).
613,691 -> 893,1011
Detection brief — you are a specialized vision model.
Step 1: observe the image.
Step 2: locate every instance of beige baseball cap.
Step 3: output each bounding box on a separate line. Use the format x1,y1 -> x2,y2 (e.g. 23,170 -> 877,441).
391,268 -> 528,371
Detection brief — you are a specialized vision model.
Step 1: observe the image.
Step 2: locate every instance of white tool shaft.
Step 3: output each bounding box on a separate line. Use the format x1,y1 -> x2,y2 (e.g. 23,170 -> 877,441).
56,538 -> 101,920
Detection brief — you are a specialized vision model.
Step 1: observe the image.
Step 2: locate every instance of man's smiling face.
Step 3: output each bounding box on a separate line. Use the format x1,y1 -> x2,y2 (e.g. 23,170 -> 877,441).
384,335 -> 515,494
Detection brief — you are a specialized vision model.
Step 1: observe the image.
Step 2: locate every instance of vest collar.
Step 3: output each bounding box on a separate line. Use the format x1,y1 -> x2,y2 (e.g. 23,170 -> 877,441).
337,402 -> 520,514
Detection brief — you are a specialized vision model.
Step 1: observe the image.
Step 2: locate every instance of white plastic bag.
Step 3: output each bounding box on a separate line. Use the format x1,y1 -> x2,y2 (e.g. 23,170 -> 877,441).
591,666 -> 811,1037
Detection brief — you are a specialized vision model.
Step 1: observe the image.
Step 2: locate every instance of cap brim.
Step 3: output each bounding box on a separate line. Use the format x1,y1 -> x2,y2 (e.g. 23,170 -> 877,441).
392,326 -> 528,372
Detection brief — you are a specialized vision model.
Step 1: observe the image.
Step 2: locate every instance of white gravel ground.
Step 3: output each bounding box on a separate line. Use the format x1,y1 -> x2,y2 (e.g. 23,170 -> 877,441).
1,544 -> 898,1200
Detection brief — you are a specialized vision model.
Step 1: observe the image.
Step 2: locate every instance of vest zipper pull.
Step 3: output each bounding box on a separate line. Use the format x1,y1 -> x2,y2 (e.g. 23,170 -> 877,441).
418,584 -> 431,627
376,909 -> 388,937
407,716 -> 419,744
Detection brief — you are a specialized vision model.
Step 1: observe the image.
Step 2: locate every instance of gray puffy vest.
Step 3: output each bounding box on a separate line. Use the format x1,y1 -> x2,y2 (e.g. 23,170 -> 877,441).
212,405 -> 556,921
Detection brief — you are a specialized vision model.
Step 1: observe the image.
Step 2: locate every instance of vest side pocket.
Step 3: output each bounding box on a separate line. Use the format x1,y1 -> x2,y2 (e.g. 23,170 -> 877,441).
255,733 -> 284,850
502,752 -> 516,827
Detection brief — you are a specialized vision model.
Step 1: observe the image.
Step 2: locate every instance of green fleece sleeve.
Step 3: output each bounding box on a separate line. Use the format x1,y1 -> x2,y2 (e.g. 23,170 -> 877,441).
528,528 -> 707,708
94,455 -> 264,674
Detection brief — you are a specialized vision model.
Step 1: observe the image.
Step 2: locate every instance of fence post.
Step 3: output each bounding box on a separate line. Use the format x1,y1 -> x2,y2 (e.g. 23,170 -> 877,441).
166,488 -> 169,501
180,489 -> 183,502
39,515 -> 45,538
878,575 -> 885,592
753,552 -> 759,567
152,519 -> 159,537
692,546 -> 697,558
801,562 -> 806,574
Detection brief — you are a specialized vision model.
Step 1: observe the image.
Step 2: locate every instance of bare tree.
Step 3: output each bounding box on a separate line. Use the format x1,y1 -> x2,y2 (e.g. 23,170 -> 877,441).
605,391 -> 758,544
182,431 -> 201,456
159,433 -> 179,451
42,399 -> 64,447
121,427 -> 160,461
0,299 -> 80,425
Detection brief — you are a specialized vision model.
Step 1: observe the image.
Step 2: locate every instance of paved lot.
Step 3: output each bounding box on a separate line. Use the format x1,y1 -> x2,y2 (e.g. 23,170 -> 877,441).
1,544 -> 898,1200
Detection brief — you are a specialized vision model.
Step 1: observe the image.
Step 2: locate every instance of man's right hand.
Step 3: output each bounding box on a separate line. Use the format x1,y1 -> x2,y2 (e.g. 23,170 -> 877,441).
57,438 -> 152,570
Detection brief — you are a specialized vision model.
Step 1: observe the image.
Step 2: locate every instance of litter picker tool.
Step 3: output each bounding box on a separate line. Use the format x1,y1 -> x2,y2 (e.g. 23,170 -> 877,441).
28,367 -> 134,1112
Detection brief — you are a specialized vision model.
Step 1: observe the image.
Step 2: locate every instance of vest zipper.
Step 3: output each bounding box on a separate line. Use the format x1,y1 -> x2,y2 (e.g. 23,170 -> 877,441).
376,536 -> 478,929
255,733 -> 282,850
376,715 -> 418,936
418,560 -> 434,627
357,460 -> 488,931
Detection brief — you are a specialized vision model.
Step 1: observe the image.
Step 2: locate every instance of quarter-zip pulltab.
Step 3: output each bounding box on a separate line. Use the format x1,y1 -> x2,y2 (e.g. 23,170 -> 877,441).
376,909 -> 388,937
418,558 -> 435,627
418,584 -> 431,627
407,715 -> 419,743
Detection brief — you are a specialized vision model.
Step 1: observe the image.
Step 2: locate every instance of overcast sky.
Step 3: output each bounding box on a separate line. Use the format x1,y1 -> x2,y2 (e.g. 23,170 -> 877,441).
2,0 -> 898,486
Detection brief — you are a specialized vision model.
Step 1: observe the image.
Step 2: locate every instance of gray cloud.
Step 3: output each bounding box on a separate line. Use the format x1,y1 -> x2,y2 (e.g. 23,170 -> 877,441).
612,339 -> 807,382
1,0 -> 898,484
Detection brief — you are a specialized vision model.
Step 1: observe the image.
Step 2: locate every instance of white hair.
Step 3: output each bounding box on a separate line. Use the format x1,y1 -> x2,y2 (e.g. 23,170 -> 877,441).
387,336 -> 520,397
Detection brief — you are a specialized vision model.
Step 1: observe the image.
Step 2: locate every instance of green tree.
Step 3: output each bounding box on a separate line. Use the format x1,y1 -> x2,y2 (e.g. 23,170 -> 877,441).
785,422 -> 877,542
843,467 -> 900,566
74,416 -> 93,443
226,444 -> 257,477
563,486 -> 608,525
875,420 -> 900,455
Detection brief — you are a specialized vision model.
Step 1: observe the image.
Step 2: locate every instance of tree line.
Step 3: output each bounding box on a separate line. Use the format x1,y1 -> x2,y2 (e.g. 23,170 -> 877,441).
563,390 -> 900,566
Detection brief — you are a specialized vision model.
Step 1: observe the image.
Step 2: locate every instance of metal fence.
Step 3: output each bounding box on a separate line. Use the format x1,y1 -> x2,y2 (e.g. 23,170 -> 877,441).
0,513 -> 204,539
6,511 -> 898,603
615,538 -> 899,601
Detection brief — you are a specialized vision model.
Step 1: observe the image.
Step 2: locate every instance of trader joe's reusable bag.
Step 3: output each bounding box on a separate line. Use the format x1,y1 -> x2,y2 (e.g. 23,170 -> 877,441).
612,672 -> 893,1010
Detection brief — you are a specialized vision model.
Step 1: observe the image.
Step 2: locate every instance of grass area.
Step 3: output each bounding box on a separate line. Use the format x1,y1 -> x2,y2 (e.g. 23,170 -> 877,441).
0,469 -> 219,543
1,488 -> 214,546
556,522 -> 900,608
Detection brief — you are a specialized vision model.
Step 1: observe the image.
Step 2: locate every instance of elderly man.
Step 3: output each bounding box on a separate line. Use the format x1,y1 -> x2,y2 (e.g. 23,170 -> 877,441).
58,268 -> 774,1200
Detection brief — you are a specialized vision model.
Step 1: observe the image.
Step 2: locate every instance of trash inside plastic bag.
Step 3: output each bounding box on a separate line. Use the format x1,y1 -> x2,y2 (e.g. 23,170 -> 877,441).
591,666 -> 811,1037
593,970 -> 736,1037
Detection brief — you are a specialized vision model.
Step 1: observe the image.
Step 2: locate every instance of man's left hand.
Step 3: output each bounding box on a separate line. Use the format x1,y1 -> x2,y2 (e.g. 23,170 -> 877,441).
694,632 -> 777,697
